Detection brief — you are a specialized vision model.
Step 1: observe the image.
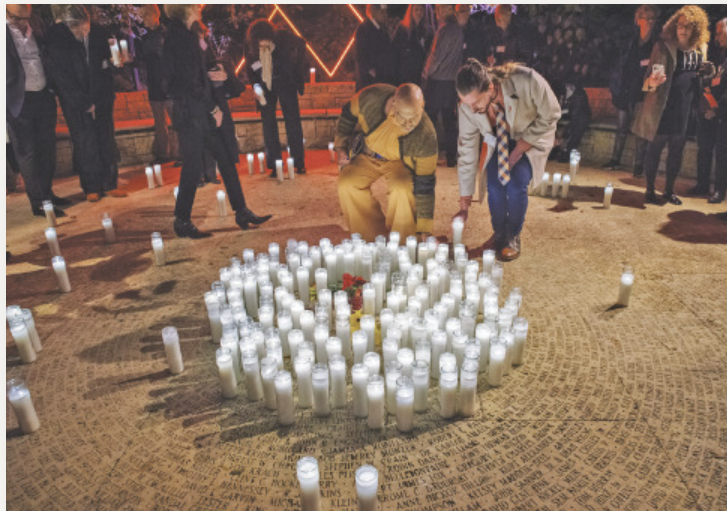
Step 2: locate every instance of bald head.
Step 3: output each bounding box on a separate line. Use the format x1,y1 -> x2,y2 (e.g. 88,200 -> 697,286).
390,84 -> 425,133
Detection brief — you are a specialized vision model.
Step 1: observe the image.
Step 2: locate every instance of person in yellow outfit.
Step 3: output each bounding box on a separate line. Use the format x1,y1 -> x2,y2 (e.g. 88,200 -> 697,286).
335,83 -> 438,242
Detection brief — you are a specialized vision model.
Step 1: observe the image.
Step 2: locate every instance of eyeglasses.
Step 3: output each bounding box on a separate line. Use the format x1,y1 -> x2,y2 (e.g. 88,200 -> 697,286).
6,11 -> 31,22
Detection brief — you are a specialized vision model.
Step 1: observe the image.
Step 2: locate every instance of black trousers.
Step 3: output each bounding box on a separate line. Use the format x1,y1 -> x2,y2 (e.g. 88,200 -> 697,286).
644,134 -> 687,195
424,79 -> 458,162
260,86 -> 305,171
6,90 -> 58,209
64,102 -> 119,194
697,115 -> 727,193
565,114 -> 590,153
175,122 -> 246,222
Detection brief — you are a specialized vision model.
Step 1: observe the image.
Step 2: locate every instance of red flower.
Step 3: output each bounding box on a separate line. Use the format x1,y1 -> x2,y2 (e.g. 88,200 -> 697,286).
342,273 -> 355,290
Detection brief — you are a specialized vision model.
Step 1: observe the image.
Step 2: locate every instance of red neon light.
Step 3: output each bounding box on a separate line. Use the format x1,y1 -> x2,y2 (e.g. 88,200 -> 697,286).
234,5 -> 363,78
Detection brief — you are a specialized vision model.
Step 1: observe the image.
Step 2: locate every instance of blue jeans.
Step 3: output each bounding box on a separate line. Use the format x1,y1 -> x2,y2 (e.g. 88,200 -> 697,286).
486,141 -> 533,241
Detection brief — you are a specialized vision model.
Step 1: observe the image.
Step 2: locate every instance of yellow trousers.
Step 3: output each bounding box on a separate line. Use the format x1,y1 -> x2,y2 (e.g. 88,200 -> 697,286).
338,154 -> 416,242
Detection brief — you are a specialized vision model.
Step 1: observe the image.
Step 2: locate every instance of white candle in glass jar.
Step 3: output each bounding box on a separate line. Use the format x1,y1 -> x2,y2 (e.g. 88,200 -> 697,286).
20,309 -> 42,353
617,266 -> 635,306
287,157 -> 295,180
385,361 -> 403,415
109,38 -> 121,66
355,465 -> 379,511
300,310 -> 315,343
561,174 -> 571,198
430,330 -> 447,379
328,142 -> 336,162
241,350 -> 263,401
294,355 -> 314,408
119,39 -> 130,61
367,374 -> 385,429
243,275 -> 259,319
217,190 -> 227,217
352,330 -> 368,365
297,457 -> 322,511
309,67 -> 316,84
257,151 -> 266,174
360,315 -> 375,352
396,376 -> 414,432
153,163 -> 163,186
412,360 -> 429,412
314,268 -> 328,293
512,317 -> 528,366
539,172 -> 551,196
151,232 -> 166,266
335,314 -> 352,361
314,321 -> 329,365
570,149 -> 580,179
329,355 -> 347,408
9,318 -> 36,363
452,216 -> 464,246
459,360 -> 479,417
101,214 -> 116,244
551,172 -> 562,197
42,200 -> 56,227
7,380 -> 40,433
173,186 -> 179,199
247,154 -> 255,175
603,183 -> 614,209
52,255 -> 71,292
363,351 -> 380,377
216,348 -> 238,399
439,370 -> 458,418
326,336 -> 343,363
275,370 -> 295,426
397,348 -> 414,378
488,343 -> 506,387
275,159 -> 284,183
261,357 -> 278,409
45,227 -> 61,257
145,166 -> 155,189
352,363 -> 369,417
297,266 -> 310,306
162,326 -> 184,374
312,363 -> 331,417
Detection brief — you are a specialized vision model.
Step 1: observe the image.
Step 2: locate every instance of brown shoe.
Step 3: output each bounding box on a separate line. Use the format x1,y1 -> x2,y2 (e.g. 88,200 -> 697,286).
499,235 -> 521,261
87,193 -> 101,202
106,188 -> 128,198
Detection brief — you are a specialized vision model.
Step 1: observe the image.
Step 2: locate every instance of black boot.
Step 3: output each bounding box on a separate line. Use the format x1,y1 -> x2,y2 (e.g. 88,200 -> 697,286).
174,218 -> 211,239
236,208 -> 272,230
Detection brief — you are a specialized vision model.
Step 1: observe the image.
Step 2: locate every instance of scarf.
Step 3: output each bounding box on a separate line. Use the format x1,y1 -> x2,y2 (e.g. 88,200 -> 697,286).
260,42 -> 275,91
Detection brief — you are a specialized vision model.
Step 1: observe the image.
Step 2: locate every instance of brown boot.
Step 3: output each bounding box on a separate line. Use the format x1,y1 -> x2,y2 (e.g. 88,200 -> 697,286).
499,235 -> 521,262
106,188 -> 128,198
87,193 -> 101,202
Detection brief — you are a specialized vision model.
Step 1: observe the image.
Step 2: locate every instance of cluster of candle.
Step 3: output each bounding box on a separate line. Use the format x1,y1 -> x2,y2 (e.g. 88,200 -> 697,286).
108,38 -> 130,67
6,307 -> 43,434
145,164 -> 164,190
538,172 -> 571,199
192,229 -> 533,432
296,457 -> 379,511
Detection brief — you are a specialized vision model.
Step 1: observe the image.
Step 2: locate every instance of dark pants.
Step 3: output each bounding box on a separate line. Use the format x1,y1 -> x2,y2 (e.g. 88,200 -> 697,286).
64,102 -> 119,194
565,113 -> 590,153
260,86 -> 305,171
149,99 -> 177,160
175,123 -> 246,222
6,90 -> 58,209
644,134 -> 687,195
424,79 -> 458,163
612,103 -> 648,167
486,141 -> 533,242
696,115 -> 727,194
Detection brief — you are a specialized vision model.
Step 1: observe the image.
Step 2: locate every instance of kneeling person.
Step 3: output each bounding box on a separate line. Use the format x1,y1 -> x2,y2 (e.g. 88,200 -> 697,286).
336,84 -> 437,242
454,60 -> 560,261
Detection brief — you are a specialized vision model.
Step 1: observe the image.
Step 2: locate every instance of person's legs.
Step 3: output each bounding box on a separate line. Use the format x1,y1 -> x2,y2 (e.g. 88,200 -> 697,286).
663,135 -> 686,198
94,104 -> 120,192
608,106 -> 631,165
34,90 -> 58,200
278,86 -> 305,171
695,116 -> 716,193
441,81 -> 459,166
7,96 -> 46,209
566,114 -> 589,154
174,124 -> 206,221
504,154 -> 533,239
150,99 -> 171,160
64,109 -> 104,195
382,160 -> 417,239
260,90 -> 282,171
633,135 -> 648,175
205,130 -> 247,213
337,155 -> 387,241
644,135 -> 668,193
485,153 -> 508,247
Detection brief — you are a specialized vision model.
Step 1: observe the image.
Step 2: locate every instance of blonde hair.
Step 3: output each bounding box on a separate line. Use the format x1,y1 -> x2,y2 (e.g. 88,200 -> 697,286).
661,5 -> 710,50
140,4 -> 161,19
164,4 -> 198,22
52,4 -> 89,26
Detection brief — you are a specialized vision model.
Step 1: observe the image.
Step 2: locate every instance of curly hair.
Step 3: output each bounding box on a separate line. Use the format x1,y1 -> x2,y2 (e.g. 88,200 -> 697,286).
661,5 -> 710,50
246,19 -> 276,60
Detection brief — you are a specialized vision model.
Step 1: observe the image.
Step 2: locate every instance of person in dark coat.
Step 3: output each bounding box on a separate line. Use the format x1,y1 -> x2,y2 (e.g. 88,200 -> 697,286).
551,80 -> 592,163
603,5 -> 660,175
695,18 -> 727,203
456,4 -> 486,64
44,5 -> 126,202
353,5 -> 396,91
6,4 -> 69,217
392,5 -> 433,86
164,4 -> 271,239
245,19 -> 308,177
483,4 -> 531,67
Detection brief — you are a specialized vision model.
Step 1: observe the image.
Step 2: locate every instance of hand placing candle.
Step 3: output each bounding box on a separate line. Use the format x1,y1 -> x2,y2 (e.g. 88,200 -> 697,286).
108,38 -> 121,67
253,84 -> 267,106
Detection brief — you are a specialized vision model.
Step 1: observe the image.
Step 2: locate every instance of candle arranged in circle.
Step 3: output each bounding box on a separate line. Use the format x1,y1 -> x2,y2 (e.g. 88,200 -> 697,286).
145,166 -> 155,189
603,183 -> 614,209
42,200 -> 56,227
617,265 -> 635,307
102,214 -> 115,244
247,154 -> 255,175
45,227 -> 61,257
52,255 -> 71,292
151,232 -> 166,266
153,164 -> 164,186
217,190 -> 227,217
7,379 -> 40,434
258,151 -> 265,174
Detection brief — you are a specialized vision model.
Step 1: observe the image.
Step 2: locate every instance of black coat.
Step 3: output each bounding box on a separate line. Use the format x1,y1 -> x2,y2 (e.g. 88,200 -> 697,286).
392,22 -> 432,85
609,29 -> 659,110
44,22 -> 115,114
353,19 -> 395,91
164,19 -> 244,164
245,29 -> 307,96
136,25 -> 168,101
6,15 -> 49,118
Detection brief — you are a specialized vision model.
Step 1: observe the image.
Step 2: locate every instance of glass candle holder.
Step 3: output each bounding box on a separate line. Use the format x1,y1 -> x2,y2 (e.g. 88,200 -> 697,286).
352,363 -> 370,418
355,465 -> 379,511
329,355 -> 347,408
297,457 -> 321,511
216,348 -> 237,399
412,360 -> 429,413
260,357 -> 278,409
241,350 -> 263,401
275,370 -> 295,426
396,375 -> 414,432
366,374 -> 386,429
385,360 -> 403,415
312,363 -> 331,417
7,379 -> 40,433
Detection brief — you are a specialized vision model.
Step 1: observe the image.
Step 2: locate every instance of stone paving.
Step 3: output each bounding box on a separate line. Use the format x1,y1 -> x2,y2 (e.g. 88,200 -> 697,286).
5,150 -> 727,510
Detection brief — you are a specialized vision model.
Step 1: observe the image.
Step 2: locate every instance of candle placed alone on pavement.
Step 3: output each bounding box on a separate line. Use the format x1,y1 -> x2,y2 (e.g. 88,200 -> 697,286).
603,183 -> 614,209
217,190 -> 227,217
247,154 -> 255,175
102,214 -> 116,244
276,159 -> 284,183
287,157 -> 295,180
328,142 -> 335,162
617,266 -> 635,306
151,232 -> 166,266
162,326 -> 184,374
7,379 -> 40,434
